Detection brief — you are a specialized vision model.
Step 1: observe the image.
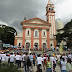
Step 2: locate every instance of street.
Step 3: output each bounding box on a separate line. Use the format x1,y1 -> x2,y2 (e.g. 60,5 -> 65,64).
19,64 -> 61,72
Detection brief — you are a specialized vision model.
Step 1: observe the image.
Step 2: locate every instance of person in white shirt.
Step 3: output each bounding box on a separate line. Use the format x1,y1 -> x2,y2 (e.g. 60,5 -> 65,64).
62,54 -> 67,62
55,56 -> 58,63
19,54 -> 22,67
6,54 -> 10,63
50,55 -> 56,72
56,54 -> 61,59
60,58 -> 67,72
22,53 -> 26,68
15,53 -> 20,67
37,54 -> 43,72
50,55 -> 56,65
1,52 -> 6,62
10,53 -> 15,64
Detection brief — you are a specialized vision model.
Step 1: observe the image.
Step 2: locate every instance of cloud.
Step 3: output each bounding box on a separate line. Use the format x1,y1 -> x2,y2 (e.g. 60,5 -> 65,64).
0,0 -> 72,32
0,20 -> 8,26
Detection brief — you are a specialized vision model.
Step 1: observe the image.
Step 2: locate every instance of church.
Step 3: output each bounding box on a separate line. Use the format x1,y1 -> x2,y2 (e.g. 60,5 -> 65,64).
14,0 -> 56,50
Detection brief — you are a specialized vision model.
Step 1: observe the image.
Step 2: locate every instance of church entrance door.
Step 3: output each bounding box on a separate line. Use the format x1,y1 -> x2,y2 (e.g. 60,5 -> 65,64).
26,42 -> 30,49
34,43 -> 38,49
43,43 -> 46,49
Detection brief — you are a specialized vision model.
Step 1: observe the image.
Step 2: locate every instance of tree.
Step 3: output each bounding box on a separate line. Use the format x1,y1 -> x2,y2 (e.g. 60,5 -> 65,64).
56,19 -> 72,48
0,63 -> 21,72
0,24 -> 16,45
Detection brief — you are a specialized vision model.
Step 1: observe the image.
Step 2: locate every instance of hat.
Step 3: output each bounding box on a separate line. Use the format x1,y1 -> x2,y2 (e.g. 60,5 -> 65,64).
52,54 -> 55,57
7,50 -> 9,51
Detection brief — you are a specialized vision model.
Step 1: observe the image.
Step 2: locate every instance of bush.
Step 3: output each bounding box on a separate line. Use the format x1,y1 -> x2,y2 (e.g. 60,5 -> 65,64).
0,63 -> 22,72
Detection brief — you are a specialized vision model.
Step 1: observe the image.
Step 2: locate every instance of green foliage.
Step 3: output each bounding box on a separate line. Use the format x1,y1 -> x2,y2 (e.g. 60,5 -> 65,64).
0,24 -> 16,45
56,19 -> 72,48
0,63 -> 21,72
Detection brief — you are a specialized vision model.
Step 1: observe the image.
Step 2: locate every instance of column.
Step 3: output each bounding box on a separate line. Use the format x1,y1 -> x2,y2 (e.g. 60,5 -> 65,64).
22,28 -> 26,47
14,38 -> 17,46
14,33 -> 17,46
47,29 -> 50,49
39,29 -> 42,49
54,40 -> 56,49
31,28 -> 34,49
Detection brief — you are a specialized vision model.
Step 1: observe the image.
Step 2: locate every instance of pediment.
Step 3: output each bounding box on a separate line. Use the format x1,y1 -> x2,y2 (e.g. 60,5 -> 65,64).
28,20 -> 45,24
21,17 -> 50,25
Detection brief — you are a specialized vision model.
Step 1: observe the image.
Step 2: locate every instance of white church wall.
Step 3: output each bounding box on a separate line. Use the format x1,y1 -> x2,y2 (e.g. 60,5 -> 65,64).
25,40 -> 31,48
17,40 -> 22,46
17,32 -> 23,37
25,28 -> 31,37
42,29 -> 47,38
50,41 -> 54,49
34,29 -> 39,38
42,39 -> 47,48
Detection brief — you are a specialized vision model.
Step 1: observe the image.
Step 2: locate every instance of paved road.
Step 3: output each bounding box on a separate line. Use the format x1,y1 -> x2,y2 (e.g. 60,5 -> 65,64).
31,50 -> 71,54
18,50 -> 71,72
33,64 -> 61,72
20,64 -> 61,72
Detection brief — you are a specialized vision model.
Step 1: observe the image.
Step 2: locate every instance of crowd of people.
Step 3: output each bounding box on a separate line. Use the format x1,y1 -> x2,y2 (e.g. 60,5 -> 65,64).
0,49 -> 72,72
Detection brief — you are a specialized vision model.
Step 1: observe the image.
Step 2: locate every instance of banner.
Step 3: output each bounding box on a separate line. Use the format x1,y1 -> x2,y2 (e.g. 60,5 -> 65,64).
3,44 -> 10,47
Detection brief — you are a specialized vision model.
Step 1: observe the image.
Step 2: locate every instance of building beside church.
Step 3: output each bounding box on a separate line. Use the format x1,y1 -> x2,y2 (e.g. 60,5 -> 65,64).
55,19 -> 66,45
14,0 -> 56,50
55,19 -> 64,34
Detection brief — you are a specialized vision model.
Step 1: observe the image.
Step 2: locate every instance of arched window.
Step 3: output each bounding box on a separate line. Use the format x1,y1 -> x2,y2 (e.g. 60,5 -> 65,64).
26,42 -> 30,48
51,44 -> 52,46
19,43 -> 21,46
43,31 -> 45,36
43,43 -> 46,48
35,31 -> 38,36
49,8 -> 50,10
28,30 -> 29,35
34,43 -> 38,48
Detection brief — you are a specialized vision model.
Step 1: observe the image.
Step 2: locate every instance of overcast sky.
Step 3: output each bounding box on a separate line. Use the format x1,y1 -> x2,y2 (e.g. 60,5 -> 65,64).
0,0 -> 72,32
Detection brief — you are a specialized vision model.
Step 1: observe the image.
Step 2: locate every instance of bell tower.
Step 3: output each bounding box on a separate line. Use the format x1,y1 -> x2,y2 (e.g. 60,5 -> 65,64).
46,0 -> 56,48
46,0 -> 56,36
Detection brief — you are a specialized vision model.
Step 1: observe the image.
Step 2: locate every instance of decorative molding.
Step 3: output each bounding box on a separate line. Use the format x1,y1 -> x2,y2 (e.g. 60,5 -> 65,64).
22,22 -> 51,26
46,29 -> 49,31
31,28 -> 34,30
39,29 -> 42,31
22,26 -> 50,30
20,17 -> 50,25
23,28 -> 26,30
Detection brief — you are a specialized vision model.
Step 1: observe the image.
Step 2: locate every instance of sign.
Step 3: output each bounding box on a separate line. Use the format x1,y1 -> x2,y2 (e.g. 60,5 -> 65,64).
3,44 -> 10,47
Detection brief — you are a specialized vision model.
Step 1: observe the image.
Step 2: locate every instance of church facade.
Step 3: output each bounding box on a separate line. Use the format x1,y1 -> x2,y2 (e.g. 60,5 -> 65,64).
14,0 -> 56,49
